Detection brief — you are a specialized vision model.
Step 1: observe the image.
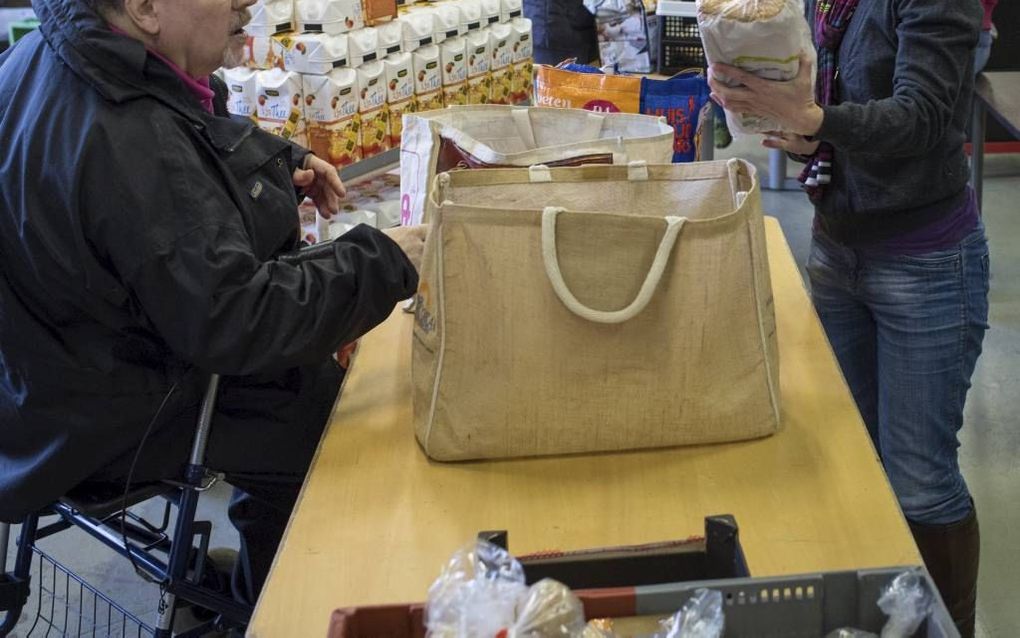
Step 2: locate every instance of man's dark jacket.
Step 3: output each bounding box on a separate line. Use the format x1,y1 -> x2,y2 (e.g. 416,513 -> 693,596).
523,0 -> 598,65
0,0 -> 417,521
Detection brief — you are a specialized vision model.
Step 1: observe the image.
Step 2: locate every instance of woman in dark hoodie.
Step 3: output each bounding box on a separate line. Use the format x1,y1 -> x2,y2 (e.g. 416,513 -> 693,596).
707,1 -> 985,635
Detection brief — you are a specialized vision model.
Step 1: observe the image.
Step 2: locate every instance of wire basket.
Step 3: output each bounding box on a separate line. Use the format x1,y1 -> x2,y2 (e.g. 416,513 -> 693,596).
24,548 -> 154,638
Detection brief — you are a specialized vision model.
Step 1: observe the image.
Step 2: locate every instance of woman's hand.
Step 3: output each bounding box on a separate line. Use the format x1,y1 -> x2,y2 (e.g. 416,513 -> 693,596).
708,52 -> 824,137
293,154 -> 346,219
382,225 -> 428,271
761,131 -> 820,156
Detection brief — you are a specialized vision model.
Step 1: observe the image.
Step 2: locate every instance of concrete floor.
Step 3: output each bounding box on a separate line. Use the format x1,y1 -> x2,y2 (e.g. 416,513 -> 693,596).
3,138 -> 1018,636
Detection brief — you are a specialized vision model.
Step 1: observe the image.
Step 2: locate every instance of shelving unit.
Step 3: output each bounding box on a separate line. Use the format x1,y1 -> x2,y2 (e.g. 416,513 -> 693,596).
339,147 -> 400,183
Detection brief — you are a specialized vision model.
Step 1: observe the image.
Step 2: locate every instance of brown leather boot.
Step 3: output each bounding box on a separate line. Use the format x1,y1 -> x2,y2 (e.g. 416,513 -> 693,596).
908,506 -> 980,638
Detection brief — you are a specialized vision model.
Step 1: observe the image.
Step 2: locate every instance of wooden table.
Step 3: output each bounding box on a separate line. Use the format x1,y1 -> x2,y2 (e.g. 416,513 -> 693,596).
247,217 -> 920,638
970,71 -> 1020,211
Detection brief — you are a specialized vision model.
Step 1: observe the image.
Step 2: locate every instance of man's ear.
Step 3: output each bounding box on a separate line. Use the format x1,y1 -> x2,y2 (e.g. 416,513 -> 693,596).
121,0 -> 161,37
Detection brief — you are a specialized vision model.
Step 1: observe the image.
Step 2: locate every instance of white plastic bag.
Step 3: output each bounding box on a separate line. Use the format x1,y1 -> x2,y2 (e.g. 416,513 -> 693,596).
696,0 -> 815,134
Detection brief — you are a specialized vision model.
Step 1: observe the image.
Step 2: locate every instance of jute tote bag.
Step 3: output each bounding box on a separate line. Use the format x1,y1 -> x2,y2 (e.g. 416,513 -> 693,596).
399,105 -> 675,225
412,158 -> 781,461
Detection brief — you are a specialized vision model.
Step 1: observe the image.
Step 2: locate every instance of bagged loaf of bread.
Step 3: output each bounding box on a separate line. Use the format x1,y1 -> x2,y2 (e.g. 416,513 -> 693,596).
697,0 -> 814,134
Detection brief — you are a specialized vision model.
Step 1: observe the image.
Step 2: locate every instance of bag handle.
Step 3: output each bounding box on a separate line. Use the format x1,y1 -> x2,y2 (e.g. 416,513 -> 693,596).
529,160 -> 646,184
726,158 -> 745,209
541,207 -> 686,324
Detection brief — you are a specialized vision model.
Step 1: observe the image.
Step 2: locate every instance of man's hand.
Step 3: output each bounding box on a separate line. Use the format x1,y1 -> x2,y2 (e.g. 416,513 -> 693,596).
293,155 -> 346,219
708,52 -> 823,137
761,131 -> 820,156
383,225 -> 427,271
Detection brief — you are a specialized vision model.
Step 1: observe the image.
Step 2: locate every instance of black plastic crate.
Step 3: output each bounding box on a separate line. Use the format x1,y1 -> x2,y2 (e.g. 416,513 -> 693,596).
661,14 -> 701,41
660,40 -> 707,73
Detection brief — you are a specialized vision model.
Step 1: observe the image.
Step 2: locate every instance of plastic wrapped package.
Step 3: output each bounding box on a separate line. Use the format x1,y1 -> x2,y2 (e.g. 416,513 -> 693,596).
222,67 -> 259,120
296,0 -> 365,34
440,35 -> 469,106
256,68 -> 307,146
584,0 -> 652,74
398,10 -> 434,53
303,69 -> 362,168
501,0 -> 524,23
378,19 -> 405,58
489,23 -> 514,103
412,44 -> 445,111
653,589 -> 725,638
425,540 -> 587,638
247,0 -> 294,36
357,59 -> 390,157
825,570 -> 934,638
480,0 -> 502,26
507,579 -> 587,637
425,540 -> 529,638
432,4 -> 463,42
349,27 -> 381,65
242,32 -> 288,70
696,0 -> 814,134
877,571 -> 932,638
284,33 -> 349,74
457,0 -> 485,32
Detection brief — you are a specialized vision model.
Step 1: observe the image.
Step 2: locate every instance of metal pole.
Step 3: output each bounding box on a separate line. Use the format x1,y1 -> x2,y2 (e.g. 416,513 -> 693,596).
701,108 -> 715,161
0,523 -> 9,574
767,148 -> 787,191
189,374 -> 220,467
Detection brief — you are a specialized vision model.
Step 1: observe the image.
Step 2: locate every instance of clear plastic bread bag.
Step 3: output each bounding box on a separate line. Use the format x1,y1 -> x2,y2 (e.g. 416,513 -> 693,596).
653,589 -> 725,638
425,540 -> 529,638
696,0 -> 815,134
825,569 -> 934,638
424,541 -> 587,638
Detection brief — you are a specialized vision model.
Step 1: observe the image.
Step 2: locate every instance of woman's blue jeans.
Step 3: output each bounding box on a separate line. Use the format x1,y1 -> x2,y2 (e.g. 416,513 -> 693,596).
807,224 -> 990,525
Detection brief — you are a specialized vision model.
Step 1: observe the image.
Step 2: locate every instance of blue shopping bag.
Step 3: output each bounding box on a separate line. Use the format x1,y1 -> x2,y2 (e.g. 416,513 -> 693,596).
639,72 -> 711,163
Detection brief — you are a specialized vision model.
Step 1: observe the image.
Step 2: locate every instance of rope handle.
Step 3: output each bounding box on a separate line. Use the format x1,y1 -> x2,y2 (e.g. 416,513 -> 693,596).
541,207 -> 686,324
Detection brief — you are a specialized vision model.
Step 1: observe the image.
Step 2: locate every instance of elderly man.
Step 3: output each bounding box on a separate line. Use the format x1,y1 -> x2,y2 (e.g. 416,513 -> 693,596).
0,0 -> 425,607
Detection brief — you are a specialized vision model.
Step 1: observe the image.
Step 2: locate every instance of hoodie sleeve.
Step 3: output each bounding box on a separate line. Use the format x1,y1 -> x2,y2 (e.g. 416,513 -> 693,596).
815,0 -> 981,154
80,114 -> 417,376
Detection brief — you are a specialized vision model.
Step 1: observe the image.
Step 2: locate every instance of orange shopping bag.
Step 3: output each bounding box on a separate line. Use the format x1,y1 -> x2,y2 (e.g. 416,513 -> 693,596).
533,63 -> 641,113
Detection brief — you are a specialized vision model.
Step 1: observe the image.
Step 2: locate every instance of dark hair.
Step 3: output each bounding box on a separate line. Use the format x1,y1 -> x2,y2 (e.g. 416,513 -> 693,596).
82,0 -> 125,16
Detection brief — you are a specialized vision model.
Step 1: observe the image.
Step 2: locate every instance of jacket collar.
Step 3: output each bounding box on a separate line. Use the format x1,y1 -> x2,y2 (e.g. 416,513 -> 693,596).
32,0 -> 256,149
34,0 -> 203,120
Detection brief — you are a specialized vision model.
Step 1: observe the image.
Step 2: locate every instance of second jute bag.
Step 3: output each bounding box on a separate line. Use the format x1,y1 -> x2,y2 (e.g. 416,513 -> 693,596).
412,159 -> 781,461
399,105 -> 675,225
